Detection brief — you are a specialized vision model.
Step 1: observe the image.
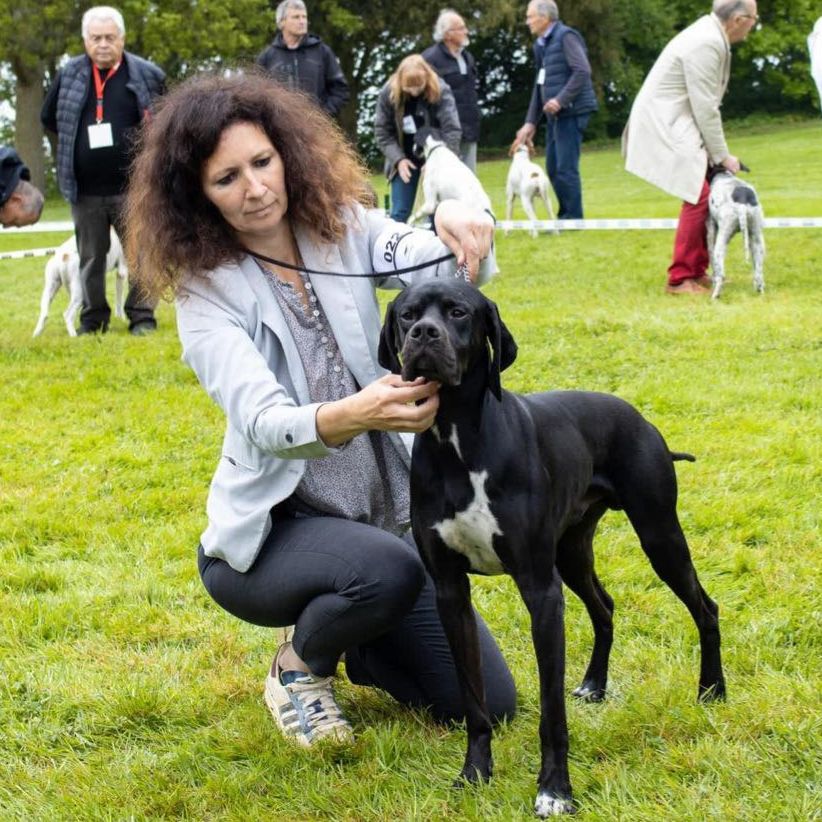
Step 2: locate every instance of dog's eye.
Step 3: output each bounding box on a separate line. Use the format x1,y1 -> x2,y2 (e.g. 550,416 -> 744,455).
450,307 -> 467,319
399,309 -> 416,322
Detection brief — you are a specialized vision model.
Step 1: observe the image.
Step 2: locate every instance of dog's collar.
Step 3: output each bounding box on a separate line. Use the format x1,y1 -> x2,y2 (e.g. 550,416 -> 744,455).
426,143 -> 447,158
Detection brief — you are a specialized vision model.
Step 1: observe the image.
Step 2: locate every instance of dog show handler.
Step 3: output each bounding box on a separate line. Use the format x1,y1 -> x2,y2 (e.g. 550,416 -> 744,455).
375,54 -> 461,224
124,72 -> 514,748
622,0 -> 759,295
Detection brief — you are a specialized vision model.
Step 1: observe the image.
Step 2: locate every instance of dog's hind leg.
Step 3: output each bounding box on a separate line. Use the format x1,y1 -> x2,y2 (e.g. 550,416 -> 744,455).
505,187 -> 516,236
33,271 -> 62,338
63,277 -> 83,337
751,214 -> 765,293
619,452 -> 725,702
538,182 -> 558,232
520,189 -> 541,239
114,267 -> 127,319
555,510 -> 614,702
511,564 -> 575,816
710,223 -> 734,300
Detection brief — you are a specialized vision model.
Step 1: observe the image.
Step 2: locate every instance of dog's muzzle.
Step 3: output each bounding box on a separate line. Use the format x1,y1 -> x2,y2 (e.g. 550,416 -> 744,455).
400,319 -> 460,383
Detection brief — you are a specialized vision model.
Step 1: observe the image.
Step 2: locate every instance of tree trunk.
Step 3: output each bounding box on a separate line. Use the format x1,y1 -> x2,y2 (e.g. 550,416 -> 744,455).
14,68 -> 46,191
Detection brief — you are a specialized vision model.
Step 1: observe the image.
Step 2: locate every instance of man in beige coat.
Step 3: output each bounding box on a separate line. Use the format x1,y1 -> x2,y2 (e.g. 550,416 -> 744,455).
623,1 -> 758,294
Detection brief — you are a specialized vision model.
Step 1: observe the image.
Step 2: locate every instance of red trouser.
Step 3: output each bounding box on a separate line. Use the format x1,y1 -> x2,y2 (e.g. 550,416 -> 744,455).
667,179 -> 710,285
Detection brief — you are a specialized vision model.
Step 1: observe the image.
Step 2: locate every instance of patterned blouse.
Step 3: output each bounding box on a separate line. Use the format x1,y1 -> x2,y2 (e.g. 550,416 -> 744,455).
258,260 -> 410,535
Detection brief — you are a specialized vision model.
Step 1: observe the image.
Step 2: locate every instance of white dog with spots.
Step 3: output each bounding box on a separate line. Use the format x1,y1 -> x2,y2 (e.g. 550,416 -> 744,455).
707,170 -> 765,300
33,229 -> 127,337
409,130 -> 493,226
505,144 -> 556,237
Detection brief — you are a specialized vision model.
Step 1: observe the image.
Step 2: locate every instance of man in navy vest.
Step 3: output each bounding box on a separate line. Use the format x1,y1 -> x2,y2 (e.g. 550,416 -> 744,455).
422,10 -> 481,171
512,1 -> 598,220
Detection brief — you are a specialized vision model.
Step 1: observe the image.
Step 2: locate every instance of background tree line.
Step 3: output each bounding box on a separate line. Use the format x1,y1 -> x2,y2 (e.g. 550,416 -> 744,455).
1,0 -> 819,189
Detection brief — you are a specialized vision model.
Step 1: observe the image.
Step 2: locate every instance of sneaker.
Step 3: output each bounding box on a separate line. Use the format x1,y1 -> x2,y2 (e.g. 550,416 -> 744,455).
264,644 -> 354,747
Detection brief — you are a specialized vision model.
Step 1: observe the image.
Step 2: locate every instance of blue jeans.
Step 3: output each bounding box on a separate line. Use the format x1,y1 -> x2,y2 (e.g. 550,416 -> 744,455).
389,165 -> 421,223
545,113 -> 590,220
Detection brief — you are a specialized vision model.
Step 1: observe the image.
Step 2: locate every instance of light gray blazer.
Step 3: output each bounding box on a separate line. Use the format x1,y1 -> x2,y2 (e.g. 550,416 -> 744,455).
622,14 -> 731,204
177,205 -> 496,572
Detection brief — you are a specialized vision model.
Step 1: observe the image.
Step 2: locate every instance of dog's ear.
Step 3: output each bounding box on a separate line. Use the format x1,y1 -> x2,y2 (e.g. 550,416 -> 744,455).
378,296 -> 404,374
484,298 -> 518,401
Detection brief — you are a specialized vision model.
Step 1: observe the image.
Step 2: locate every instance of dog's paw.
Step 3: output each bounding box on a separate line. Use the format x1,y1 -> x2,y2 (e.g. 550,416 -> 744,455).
572,683 -> 606,703
452,759 -> 493,788
534,790 -> 575,817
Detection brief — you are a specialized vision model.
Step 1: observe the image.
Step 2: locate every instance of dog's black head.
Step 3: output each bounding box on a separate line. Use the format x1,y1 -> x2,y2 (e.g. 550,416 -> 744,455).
378,280 -> 517,401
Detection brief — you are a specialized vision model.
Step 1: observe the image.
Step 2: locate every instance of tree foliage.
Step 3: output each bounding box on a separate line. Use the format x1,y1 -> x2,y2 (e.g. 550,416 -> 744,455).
1,0 -> 819,184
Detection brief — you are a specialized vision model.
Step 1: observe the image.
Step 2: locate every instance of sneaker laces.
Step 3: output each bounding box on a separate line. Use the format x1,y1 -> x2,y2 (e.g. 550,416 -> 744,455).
284,672 -> 351,736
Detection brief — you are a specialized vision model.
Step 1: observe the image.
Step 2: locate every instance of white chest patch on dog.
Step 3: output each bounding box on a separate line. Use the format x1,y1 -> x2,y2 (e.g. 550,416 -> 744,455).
432,428 -> 504,574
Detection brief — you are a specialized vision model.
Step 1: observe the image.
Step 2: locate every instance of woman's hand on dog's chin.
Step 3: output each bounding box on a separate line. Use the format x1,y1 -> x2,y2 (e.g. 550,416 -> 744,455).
316,374 -> 440,446
433,199 -> 495,282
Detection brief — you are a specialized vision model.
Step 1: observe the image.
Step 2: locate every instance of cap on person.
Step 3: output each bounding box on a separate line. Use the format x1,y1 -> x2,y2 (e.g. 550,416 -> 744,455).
0,147 -> 44,228
0,147 -> 31,207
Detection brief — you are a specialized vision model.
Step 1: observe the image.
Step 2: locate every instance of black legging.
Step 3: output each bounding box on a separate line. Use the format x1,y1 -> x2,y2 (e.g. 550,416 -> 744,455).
198,511 -> 516,724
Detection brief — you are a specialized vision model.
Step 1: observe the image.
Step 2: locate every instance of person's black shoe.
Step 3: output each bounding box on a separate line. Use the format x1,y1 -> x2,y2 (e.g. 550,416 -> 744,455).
129,321 -> 157,336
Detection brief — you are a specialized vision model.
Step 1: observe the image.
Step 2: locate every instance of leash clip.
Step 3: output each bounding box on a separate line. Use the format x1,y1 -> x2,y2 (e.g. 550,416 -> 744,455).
454,263 -> 471,282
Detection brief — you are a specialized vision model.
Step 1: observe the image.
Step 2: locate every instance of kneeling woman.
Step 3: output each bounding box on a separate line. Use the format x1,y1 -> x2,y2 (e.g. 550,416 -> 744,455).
125,72 -> 515,746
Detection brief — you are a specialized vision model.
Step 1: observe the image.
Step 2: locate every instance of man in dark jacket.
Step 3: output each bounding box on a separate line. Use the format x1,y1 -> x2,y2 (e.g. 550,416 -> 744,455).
0,147 -> 44,229
422,10 -> 480,171
513,0 -> 598,219
41,5 -> 165,335
256,0 -> 349,118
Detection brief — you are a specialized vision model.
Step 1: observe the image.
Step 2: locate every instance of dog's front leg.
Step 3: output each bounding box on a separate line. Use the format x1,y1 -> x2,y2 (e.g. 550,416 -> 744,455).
514,565 -> 575,817
432,564 -> 493,785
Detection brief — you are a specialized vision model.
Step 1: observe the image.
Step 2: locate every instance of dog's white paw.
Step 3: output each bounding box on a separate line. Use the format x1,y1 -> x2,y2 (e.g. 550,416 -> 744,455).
534,790 -> 575,817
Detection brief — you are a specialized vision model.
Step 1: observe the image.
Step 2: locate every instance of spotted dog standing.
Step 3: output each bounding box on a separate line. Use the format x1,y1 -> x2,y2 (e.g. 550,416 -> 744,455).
707,169 -> 765,299
378,280 -> 726,817
33,229 -> 127,337
505,144 -> 556,237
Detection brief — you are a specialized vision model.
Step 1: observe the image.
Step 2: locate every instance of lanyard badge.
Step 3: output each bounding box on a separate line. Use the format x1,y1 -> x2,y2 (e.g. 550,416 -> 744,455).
87,61 -> 120,149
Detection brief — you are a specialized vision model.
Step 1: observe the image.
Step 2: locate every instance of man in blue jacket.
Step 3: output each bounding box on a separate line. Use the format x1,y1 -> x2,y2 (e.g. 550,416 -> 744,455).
41,5 -> 165,335
256,0 -> 350,119
512,0 -> 598,220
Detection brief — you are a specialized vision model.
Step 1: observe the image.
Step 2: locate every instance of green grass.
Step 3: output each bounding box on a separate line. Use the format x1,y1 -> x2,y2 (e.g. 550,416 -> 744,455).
1,119 -> 821,820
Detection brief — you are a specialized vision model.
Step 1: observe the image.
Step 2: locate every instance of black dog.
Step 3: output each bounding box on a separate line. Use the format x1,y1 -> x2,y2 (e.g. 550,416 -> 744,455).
378,280 -> 725,817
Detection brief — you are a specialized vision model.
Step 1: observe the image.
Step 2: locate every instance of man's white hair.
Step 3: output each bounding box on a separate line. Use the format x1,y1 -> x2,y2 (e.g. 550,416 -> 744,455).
276,0 -> 307,25
530,0 -> 559,22
712,0 -> 752,21
82,6 -> 126,38
433,9 -> 460,43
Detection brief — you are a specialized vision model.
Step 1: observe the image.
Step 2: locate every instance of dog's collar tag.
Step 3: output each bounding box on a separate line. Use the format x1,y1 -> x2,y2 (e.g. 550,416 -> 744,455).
454,263 -> 471,282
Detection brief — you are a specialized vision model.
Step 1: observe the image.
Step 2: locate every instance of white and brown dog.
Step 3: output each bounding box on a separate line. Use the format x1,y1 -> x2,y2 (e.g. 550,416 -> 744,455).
32,229 -> 127,337
409,129 -> 493,225
505,144 -> 556,237
707,169 -> 765,300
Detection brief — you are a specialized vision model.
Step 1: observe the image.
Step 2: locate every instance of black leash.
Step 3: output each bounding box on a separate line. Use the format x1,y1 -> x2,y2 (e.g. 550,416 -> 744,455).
247,247 -> 471,281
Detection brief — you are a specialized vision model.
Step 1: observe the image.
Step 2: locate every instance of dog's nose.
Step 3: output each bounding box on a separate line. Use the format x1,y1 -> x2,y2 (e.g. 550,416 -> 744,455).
409,319 -> 441,341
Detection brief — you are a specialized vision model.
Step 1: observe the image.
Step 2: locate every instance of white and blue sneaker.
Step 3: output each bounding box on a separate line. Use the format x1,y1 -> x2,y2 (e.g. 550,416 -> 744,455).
264,643 -> 354,747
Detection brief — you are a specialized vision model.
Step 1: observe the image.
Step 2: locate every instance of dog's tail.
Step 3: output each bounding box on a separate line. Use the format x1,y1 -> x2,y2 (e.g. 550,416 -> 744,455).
670,451 -> 696,463
737,203 -> 752,263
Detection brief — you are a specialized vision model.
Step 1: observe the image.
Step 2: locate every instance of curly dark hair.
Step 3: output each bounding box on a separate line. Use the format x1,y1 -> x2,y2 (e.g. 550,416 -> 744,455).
124,70 -> 374,299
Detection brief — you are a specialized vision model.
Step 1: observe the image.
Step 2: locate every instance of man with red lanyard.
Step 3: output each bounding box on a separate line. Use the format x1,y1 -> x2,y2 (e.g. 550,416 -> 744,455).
42,6 -> 165,335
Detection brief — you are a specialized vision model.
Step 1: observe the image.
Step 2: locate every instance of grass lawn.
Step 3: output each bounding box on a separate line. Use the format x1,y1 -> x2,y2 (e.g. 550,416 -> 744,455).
1,118 -> 820,820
